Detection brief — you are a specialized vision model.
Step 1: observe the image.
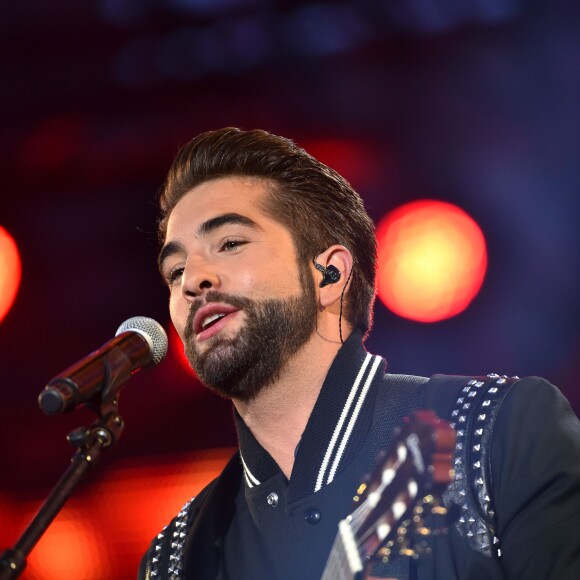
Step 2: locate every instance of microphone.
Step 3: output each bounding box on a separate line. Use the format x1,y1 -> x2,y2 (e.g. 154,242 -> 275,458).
38,316 -> 168,415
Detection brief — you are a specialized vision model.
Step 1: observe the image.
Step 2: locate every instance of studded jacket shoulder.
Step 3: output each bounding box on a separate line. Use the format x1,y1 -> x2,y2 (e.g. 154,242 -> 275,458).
437,374 -> 518,558
421,373 -> 580,579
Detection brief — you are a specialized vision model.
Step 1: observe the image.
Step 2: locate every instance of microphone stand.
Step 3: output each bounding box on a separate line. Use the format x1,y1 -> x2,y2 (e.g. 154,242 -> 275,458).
0,397 -> 125,579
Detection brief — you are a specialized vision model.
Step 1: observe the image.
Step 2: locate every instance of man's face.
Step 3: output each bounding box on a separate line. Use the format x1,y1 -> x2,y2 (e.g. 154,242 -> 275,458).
159,177 -> 318,400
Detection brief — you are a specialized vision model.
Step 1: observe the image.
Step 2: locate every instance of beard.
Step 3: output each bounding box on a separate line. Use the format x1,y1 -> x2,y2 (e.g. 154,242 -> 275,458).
183,275 -> 318,402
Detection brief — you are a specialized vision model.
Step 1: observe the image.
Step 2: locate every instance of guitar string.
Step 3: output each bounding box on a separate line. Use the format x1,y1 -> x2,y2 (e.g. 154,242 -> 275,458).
349,452 -> 406,531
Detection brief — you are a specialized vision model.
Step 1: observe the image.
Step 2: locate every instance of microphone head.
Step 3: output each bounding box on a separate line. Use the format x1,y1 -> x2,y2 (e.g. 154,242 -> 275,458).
116,316 -> 168,366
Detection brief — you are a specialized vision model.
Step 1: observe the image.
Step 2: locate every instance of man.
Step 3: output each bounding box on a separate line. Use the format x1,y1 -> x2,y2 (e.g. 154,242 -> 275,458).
140,128 -> 580,579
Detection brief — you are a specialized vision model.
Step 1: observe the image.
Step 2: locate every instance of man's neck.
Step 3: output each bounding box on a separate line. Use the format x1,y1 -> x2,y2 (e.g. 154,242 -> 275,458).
232,331 -> 348,479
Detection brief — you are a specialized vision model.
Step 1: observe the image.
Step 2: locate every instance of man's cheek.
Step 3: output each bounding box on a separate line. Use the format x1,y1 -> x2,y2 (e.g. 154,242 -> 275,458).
169,301 -> 186,335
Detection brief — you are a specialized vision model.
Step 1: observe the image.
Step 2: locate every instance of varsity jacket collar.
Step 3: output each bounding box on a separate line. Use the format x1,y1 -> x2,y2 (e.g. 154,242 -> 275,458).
234,331 -> 386,503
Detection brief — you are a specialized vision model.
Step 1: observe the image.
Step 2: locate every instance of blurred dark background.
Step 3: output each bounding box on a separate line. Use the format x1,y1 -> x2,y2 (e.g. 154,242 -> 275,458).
0,0 -> 579,577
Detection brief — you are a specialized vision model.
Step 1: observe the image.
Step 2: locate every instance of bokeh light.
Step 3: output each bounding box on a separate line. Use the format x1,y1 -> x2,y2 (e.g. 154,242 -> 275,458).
304,139 -> 376,190
0,227 -> 22,323
376,200 -> 487,322
27,510 -> 110,579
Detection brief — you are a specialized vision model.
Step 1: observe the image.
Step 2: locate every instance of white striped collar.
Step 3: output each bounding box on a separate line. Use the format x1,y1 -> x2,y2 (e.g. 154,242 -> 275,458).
235,332 -> 385,501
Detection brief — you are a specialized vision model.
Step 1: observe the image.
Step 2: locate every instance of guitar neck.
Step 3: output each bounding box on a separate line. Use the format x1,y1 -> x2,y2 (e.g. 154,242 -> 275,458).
321,411 -> 455,580
322,486 -> 414,580
322,520 -> 363,580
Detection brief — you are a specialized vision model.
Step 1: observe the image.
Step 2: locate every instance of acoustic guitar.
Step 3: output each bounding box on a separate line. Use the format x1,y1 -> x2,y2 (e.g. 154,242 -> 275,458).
322,410 -> 455,580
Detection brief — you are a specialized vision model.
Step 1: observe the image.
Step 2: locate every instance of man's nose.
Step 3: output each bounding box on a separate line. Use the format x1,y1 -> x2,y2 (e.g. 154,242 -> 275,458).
181,259 -> 220,299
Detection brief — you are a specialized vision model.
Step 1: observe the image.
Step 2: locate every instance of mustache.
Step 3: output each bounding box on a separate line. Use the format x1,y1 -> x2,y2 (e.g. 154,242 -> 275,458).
184,291 -> 254,341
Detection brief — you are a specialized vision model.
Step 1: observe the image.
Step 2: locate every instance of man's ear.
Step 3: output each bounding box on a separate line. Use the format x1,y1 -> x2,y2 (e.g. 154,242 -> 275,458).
312,245 -> 353,309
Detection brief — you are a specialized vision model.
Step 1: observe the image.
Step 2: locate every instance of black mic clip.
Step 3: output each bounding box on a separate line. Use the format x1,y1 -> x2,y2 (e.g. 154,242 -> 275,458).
67,412 -> 124,450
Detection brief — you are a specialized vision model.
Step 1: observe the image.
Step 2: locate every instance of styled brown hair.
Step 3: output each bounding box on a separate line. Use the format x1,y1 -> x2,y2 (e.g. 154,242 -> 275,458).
159,128 -> 377,334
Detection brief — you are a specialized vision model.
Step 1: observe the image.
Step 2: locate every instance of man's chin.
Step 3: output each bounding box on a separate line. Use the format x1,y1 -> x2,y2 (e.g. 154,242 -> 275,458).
187,338 -> 237,372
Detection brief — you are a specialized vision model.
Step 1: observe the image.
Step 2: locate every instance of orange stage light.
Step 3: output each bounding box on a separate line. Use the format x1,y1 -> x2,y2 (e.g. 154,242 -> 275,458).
26,510 -> 110,579
0,227 -> 22,323
376,200 -> 487,323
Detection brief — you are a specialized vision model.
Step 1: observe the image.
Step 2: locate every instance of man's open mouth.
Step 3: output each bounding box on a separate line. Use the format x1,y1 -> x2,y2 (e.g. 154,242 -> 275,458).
201,313 -> 226,330
193,303 -> 240,336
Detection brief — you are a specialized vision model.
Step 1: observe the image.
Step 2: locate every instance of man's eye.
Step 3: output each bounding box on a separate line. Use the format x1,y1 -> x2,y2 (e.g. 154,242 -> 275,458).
220,240 -> 247,252
165,267 -> 184,285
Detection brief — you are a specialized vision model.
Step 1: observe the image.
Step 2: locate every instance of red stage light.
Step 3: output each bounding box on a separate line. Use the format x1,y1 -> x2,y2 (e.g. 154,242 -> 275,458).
376,200 -> 487,322
20,115 -> 87,171
169,323 -> 197,376
302,139 -> 378,189
0,227 -> 22,323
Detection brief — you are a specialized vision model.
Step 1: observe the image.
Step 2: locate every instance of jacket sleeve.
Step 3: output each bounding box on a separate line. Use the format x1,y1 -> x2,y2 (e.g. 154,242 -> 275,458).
491,377 -> 580,579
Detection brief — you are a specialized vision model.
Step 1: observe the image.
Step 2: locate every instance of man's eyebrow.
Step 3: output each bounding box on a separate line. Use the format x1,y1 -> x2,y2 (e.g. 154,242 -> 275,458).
157,213 -> 262,272
196,213 -> 261,237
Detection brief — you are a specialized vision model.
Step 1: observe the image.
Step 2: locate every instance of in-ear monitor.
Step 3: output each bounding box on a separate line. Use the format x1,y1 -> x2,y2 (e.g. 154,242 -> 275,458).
313,262 -> 341,288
